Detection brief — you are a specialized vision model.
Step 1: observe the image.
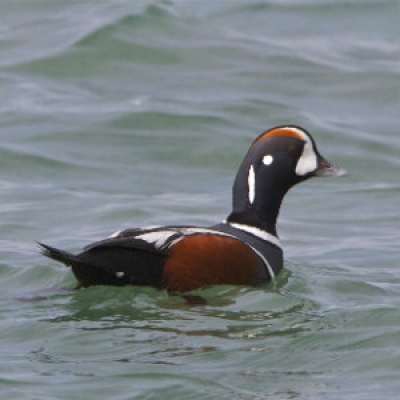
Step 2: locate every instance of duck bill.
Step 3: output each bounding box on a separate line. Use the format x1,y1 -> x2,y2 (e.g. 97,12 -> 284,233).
314,157 -> 349,177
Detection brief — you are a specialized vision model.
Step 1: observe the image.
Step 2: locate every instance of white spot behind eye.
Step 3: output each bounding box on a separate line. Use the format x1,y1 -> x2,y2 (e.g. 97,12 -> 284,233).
262,154 -> 273,166
116,271 -> 125,278
248,164 -> 255,204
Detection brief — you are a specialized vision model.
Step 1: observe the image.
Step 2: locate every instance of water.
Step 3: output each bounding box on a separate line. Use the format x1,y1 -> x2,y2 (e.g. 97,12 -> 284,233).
0,1 -> 399,399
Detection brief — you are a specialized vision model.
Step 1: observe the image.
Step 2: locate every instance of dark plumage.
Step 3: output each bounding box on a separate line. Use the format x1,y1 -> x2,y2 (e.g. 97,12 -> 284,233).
40,126 -> 347,292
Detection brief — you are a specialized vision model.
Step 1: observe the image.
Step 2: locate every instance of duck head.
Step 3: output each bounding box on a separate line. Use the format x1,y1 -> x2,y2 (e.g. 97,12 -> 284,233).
227,125 -> 348,236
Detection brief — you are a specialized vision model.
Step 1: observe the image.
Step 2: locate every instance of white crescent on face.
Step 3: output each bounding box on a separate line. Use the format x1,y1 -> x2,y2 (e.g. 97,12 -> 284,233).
285,127 -> 318,176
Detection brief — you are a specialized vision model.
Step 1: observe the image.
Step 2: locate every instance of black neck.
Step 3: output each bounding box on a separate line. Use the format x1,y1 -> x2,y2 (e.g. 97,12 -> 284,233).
227,184 -> 288,237
226,135 -> 309,237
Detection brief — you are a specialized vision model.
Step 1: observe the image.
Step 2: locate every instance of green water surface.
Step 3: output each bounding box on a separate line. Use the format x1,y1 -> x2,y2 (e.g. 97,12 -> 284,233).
0,1 -> 399,399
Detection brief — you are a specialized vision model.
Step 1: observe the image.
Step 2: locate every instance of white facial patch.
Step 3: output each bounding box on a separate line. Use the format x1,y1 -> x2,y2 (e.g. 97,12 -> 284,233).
248,164 -> 256,204
294,134 -> 318,176
262,154 -> 273,166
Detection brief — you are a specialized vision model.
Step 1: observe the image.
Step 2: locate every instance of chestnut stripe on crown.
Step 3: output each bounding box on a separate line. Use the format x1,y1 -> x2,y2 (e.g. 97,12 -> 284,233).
251,126 -> 306,147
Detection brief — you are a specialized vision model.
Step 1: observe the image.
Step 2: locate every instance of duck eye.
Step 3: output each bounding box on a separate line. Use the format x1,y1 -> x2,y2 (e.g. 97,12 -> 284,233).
288,144 -> 301,158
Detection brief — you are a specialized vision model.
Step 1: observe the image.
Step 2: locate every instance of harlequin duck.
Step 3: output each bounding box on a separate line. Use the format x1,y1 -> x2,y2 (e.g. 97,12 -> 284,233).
39,125 -> 347,293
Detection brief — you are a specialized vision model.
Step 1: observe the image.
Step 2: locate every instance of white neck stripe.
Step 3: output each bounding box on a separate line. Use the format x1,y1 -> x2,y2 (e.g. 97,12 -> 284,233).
228,222 -> 281,249
248,164 -> 255,204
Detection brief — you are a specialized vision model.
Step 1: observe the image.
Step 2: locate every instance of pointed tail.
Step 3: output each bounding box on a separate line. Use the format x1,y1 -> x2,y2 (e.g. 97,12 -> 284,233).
37,242 -> 83,268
